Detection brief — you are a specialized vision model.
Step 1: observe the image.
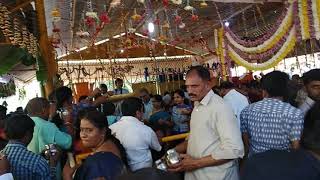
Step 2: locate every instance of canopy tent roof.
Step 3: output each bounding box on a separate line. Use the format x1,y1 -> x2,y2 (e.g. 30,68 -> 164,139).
46,0 -> 285,58
2,0 -> 320,83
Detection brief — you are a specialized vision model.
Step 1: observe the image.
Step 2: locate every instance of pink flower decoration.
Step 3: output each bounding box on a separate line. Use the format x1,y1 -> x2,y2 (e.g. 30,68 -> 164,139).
85,16 -> 95,27
154,18 -> 160,25
99,13 -> 110,24
175,15 -> 182,24
163,0 -> 169,8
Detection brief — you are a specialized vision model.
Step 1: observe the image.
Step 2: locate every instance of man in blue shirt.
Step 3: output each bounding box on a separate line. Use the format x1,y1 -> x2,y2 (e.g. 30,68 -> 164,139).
1,113 -> 58,180
242,102 -> 320,180
240,71 -> 304,157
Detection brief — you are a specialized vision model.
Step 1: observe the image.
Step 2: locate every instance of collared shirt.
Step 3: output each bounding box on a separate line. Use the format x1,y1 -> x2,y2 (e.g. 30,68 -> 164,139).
28,117 -> 72,154
241,98 -> 304,156
110,116 -> 161,171
113,88 -> 129,95
143,100 -> 153,120
172,104 -> 192,133
186,90 -> 244,180
1,141 -> 53,180
0,173 -> 13,180
299,96 -> 315,114
28,117 -> 71,180
223,89 -> 249,127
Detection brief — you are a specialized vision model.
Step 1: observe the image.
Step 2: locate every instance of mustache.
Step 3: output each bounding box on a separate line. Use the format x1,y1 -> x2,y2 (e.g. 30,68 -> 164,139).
189,93 -> 197,97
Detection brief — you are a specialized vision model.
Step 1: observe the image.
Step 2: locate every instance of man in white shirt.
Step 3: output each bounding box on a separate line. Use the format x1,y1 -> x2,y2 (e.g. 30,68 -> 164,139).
110,97 -> 162,171
300,69 -> 320,114
139,88 -> 153,121
220,81 -> 249,127
168,66 -> 244,180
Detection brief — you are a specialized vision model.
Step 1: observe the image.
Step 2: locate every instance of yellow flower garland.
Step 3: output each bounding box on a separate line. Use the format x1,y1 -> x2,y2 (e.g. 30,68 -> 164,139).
218,28 -> 228,80
226,2 -> 293,54
317,0 -> 320,27
228,28 -> 297,71
299,0 -> 311,40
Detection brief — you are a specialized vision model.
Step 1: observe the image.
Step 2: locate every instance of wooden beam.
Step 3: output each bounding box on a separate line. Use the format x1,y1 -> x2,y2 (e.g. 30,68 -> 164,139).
0,42 -> 11,45
9,0 -> 34,14
35,0 -> 57,97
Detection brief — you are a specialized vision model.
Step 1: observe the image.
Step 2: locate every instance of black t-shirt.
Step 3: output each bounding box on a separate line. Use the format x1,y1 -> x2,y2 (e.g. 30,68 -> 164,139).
242,149 -> 320,180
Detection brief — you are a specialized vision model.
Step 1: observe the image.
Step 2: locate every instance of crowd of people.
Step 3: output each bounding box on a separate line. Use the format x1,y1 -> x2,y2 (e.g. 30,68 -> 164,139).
0,67 -> 318,180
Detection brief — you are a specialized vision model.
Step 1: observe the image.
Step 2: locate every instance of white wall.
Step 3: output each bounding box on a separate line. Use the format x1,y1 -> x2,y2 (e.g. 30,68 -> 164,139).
0,79 -> 41,113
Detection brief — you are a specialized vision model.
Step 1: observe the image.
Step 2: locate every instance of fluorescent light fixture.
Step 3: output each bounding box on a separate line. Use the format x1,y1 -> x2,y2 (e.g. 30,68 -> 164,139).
113,33 -> 126,39
75,46 -> 88,52
94,38 -> 110,45
57,53 -> 69,59
148,22 -> 155,33
113,34 -> 121,38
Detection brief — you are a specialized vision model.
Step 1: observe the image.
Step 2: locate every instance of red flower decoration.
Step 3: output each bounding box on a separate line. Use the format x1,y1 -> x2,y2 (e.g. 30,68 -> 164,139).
175,15 -> 182,24
163,0 -> 169,8
85,16 -> 95,27
99,12 -> 110,24
154,18 -> 160,25
191,14 -> 199,22
52,27 -> 60,33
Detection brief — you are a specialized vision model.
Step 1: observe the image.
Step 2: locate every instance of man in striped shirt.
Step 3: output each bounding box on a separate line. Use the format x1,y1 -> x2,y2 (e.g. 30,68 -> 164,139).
1,113 -> 58,180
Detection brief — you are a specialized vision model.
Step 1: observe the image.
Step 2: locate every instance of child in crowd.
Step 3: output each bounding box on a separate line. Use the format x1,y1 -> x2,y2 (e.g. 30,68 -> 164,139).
172,89 -> 192,134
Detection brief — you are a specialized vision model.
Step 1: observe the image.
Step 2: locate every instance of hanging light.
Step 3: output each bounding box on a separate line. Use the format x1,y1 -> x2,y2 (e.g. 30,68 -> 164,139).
224,21 -> 230,27
148,22 -> 155,33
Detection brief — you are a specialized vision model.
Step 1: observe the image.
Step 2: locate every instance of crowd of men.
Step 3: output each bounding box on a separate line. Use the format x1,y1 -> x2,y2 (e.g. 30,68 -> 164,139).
0,67 -> 319,180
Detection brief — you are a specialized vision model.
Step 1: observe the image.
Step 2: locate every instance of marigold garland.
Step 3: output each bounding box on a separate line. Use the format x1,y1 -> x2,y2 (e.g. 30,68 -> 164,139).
311,0 -> 320,39
228,27 -> 297,71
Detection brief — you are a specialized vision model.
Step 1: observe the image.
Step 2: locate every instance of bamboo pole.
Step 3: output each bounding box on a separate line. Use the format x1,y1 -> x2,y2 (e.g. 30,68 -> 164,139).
35,0 -> 57,97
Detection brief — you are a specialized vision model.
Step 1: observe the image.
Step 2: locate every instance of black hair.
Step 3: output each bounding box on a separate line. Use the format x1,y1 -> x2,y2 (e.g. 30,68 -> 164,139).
302,69 -> 320,85
78,108 -> 128,167
55,86 -> 73,109
101,102 -> 116,116
78,96 -> 88,102
260,71 -> 289,98
115,78 -> 123,83
121,97 -> 144,117
152,95 -> 163,102
100,84 -> 108,90
301,102 -> 320,152
0,105 -> 7,120
5,113 -> 35,140
25,97 -> 49,116
220,81 -> 235,89
174,89 -> 185,98
186,66 -> 210,81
